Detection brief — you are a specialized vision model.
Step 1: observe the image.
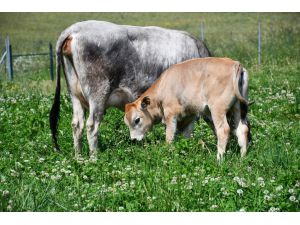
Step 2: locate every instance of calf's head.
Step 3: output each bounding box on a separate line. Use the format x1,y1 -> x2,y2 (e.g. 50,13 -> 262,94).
124,96 -> 153,141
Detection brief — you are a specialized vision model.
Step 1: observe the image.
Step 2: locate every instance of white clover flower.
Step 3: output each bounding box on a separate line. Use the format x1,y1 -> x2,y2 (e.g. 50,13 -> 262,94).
130,180 -> 135,188
237,178 -> 247,187
50,188 -> 56,194
264,195 -> 271,201
289,196 -> 296,202
171,176 -> 177,185
288,188 -> 294,194
125,166 -> 131,171
263,190 -> 269,195
56,174 -> 62,180
186,181 -> 193,190
10,169 -> 18,177
222,191 -> 229,196
210,205 -> 218,210
38,158 -> 45,163
268,207 -> 280,212
2,190 -> 9,196
233,176 -> 240,182
276,185 -> 283,192
7,205 -> 12,211
237,189 -> 243,195
257,177 -> 264,182
83,175 -> 88,180
202,179 -> 208,185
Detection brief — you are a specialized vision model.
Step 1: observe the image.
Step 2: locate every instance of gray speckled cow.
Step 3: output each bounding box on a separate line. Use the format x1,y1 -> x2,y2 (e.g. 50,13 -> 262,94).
49,20 -> 211,159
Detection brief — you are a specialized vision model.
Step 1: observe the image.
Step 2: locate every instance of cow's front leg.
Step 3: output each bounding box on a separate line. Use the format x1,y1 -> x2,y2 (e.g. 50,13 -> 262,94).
165,115 -> 177,143
86,104 -> 104,161
177,116 -> 196,138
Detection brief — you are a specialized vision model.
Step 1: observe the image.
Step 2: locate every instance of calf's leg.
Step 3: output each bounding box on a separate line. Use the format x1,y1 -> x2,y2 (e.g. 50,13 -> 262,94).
165,115 -> 178,144
232,103 -> 249,157
211,110 -> 230,162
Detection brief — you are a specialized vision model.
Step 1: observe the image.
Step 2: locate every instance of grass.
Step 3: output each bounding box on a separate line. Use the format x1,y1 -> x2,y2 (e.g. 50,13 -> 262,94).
0,13 -> 299,212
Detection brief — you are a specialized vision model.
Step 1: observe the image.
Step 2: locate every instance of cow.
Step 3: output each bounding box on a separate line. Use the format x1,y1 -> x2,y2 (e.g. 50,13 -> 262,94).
124,57 -> 251,161
49,20 -> 211,160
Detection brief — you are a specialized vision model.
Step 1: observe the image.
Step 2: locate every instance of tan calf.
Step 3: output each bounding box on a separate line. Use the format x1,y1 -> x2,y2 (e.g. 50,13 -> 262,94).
124,57 -> 251,161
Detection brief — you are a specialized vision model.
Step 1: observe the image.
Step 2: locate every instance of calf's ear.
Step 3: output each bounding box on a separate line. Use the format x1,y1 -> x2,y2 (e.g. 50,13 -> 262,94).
141,96 -> 150,109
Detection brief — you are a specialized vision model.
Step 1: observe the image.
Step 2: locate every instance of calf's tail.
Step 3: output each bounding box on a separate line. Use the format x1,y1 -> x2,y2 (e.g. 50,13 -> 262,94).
233,63 -> 252,144
233,63 -> 249,105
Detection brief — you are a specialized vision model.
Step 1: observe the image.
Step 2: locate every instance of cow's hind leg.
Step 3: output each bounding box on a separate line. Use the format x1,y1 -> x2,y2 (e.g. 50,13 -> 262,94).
62,55 -> 85,159
211,109 -> 230,162
86,101 -> 106,161
71,96 -> 85,159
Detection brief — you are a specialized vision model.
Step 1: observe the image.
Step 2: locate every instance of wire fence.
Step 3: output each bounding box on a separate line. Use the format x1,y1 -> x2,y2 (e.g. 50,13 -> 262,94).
0,37 -> 54,81
0,20 -> 298,82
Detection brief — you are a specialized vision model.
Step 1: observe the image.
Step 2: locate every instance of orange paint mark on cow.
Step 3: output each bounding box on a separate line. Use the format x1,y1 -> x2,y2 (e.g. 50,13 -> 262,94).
63,36 -> 73,56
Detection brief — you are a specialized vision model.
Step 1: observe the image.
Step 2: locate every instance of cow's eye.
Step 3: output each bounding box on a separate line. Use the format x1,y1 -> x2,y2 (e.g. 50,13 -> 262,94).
134,118 -> 140,125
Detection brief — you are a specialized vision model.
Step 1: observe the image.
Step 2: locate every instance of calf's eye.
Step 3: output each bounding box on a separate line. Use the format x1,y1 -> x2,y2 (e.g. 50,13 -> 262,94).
134,118 -> 140,125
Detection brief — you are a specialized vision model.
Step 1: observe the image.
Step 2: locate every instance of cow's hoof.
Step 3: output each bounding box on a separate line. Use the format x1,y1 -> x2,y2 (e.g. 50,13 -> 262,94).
89,155 -> 98,163
75,154 -> 84,162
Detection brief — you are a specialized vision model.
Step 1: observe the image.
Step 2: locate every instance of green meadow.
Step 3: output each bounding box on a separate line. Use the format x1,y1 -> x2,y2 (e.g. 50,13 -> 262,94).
0,13 -> 299,211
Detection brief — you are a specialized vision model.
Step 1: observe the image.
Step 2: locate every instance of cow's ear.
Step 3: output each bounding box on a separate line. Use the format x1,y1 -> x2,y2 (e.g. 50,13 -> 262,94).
141,96 -> 150,109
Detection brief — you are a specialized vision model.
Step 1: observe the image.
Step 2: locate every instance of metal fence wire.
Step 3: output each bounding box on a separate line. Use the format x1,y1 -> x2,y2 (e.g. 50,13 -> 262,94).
1,20 -> 298,82
0,37 -> 54,81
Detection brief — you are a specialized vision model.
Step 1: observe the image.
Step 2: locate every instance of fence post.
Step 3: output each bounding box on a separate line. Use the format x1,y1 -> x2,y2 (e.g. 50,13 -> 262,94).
5,36 -> 13,81
49,42 -> 54,81
258,21 -> 261,65
200,22 -> 205,42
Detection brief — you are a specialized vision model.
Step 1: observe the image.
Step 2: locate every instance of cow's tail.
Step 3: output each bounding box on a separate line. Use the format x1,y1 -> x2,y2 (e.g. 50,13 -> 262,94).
49,41 -> 64,151
184,32 -> 212,57
233,63 -> 249,106
195,38 -> 212,57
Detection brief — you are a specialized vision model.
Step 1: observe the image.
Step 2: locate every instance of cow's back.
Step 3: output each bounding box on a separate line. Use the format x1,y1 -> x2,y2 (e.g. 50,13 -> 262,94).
57,20 -> 210,98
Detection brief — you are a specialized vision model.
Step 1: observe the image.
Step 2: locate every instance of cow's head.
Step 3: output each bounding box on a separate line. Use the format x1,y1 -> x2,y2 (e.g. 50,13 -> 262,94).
124,96 -> 153,141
